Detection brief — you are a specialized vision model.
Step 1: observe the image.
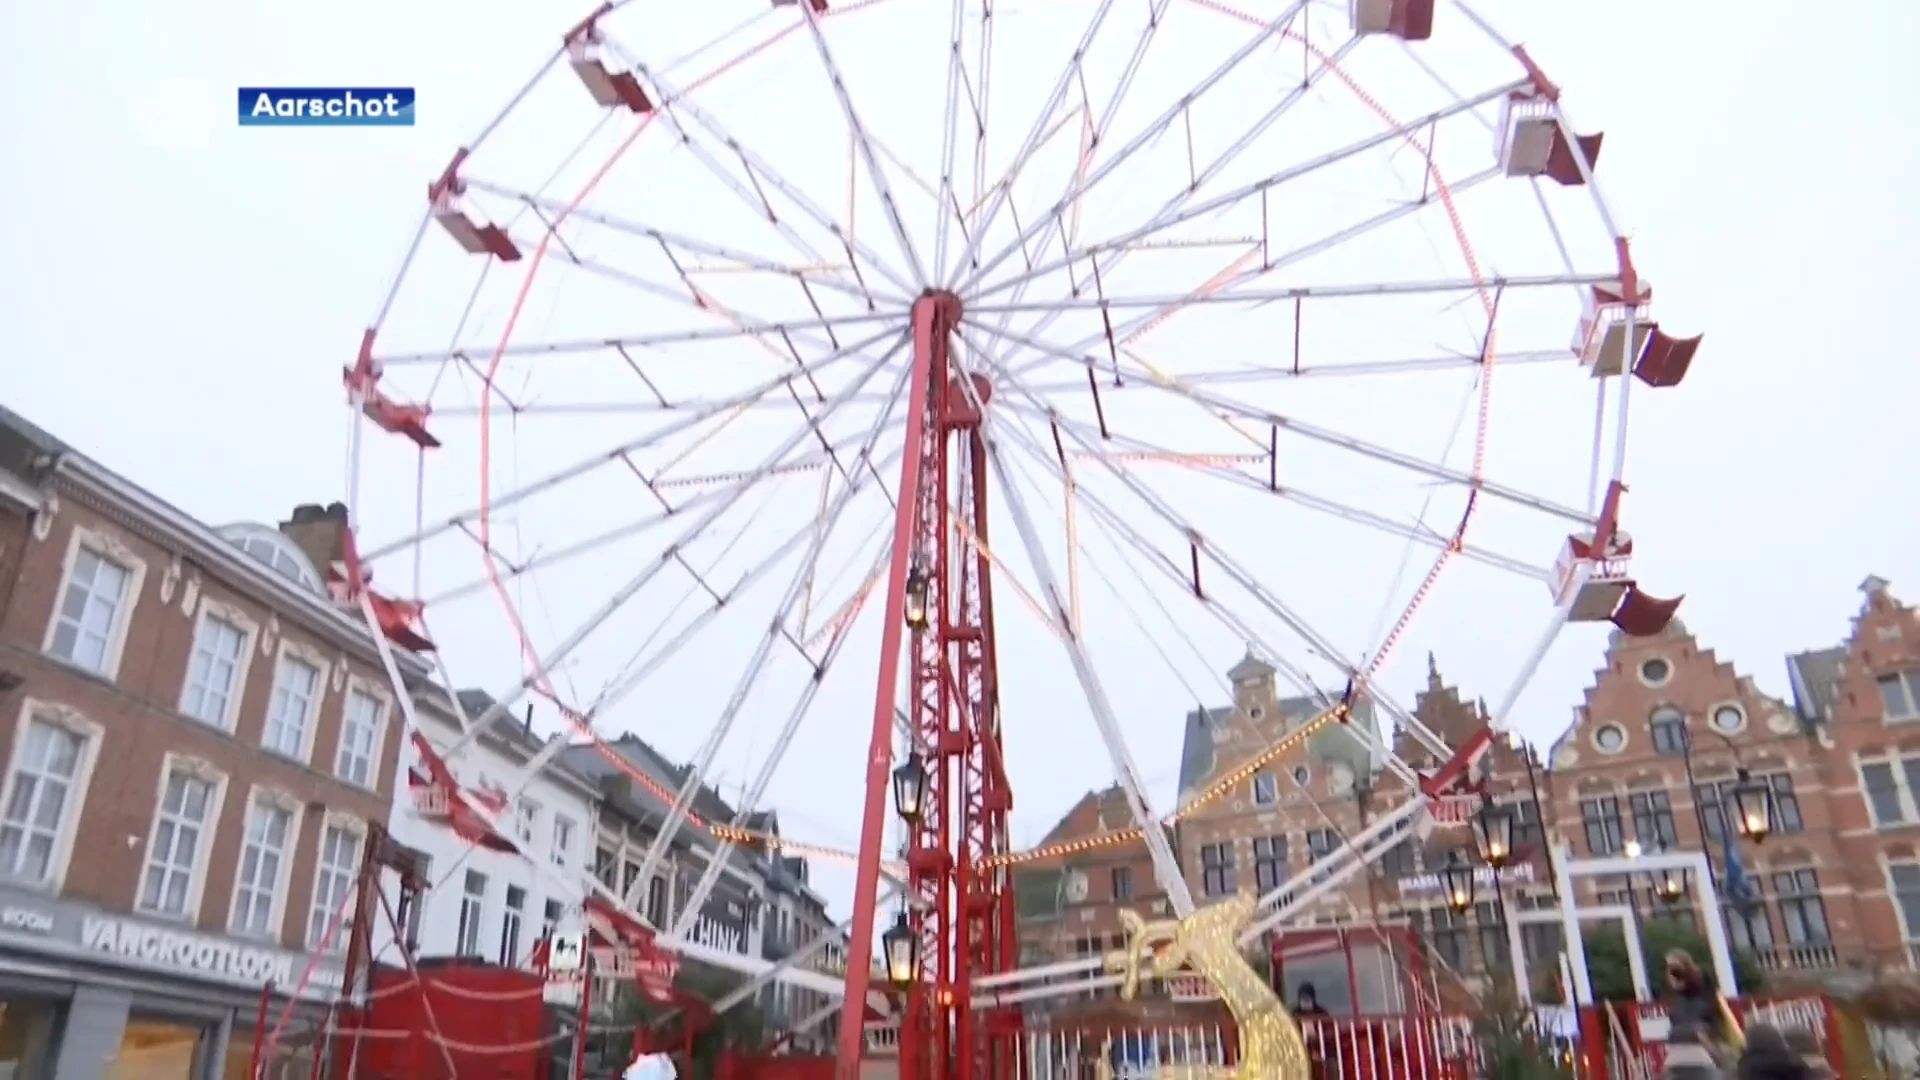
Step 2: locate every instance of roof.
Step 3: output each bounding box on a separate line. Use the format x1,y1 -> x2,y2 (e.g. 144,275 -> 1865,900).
1785,646 -> 1846,723
559,734 -> 762,876
1178,692 -> 1379,797
0,403 -> 421,674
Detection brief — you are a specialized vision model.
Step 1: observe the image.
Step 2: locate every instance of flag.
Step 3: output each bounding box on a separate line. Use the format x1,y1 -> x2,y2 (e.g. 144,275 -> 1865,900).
1722,831 -> 1759,913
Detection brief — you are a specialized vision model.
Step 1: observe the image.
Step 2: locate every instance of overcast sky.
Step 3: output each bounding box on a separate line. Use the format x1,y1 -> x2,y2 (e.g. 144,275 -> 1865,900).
5,0 -> 1916,926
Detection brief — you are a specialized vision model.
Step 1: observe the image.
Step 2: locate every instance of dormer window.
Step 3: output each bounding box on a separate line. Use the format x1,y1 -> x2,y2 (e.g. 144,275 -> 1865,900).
217,524 -> 324,593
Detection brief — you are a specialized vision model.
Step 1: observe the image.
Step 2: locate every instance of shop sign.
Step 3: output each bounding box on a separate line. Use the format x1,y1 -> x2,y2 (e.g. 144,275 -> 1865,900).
80,916 -> 299,987
0,884 -> 340,997
1394,861 -> 1536,897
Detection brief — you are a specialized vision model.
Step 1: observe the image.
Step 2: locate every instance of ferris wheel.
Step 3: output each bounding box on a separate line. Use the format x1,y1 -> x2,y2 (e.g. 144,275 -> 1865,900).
335,0 -> 1700,1071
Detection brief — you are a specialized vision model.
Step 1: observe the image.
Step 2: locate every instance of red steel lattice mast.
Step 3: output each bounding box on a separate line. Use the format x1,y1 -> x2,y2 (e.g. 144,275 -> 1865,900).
837,292 -> 1015,1080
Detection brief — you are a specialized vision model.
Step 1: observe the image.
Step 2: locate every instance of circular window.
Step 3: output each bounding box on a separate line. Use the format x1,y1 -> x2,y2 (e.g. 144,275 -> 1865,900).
1594,724 -> 1627,754
1292,765 -> 1311,787
1711,705 -> 1746,734
1639,658 -> 1672,686
1248,706 -> 1264,720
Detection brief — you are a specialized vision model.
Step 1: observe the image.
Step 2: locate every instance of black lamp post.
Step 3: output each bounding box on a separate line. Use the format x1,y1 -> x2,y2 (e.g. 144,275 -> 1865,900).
1727,768 -> 1776,844
882,912 -> 919,989
903,564 -> 930,632
892,754 -> 927,825
1440,849 -> 1476,916
1472,796 -> 1516,871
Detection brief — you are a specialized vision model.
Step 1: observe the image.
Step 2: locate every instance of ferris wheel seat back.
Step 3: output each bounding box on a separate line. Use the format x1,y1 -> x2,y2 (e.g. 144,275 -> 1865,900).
428,171 -> 522,263
1349,0 -> 1433,40
1497,92 -> 1603,186
565,28 -> 656,115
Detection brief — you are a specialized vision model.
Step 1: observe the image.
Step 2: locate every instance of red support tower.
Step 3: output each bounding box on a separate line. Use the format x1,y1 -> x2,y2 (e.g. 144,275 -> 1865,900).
836,292 -> 1015,1080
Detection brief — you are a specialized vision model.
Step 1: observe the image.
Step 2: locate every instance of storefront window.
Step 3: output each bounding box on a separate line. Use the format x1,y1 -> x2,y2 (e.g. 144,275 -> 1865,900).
225,1025 -> 319,1080
0,998 -> 57,1078
109,1018 -> 203,1079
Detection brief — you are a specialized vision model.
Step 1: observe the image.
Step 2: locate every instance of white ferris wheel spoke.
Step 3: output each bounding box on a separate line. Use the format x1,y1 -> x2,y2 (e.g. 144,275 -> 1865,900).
960,0 -> 1313,293
1005,402 -> 1551,583
460,179 -> 902,310
442,331 -> 909,757
969,317 -> 1594,527
1014,348 -> 1569,389
624,52 -> 922,300
929,0 -> 969,276
622,354 -> 917,906
356,324 -> 900,564
796,0 -> 930,288
941,0 -> 1130,284
372,312 -> 903,367
956,369 -> 1195,916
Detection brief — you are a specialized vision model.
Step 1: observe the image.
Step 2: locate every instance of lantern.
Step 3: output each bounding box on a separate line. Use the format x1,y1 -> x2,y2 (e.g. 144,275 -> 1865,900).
1440,850 -> 1475,915
892,754 -> 927,824
1655,864 -> 1686,905
882,912 -> 919,988
1472,797 -> 1515,870
1727,768 -> 1775,843
904,565 -> 930,632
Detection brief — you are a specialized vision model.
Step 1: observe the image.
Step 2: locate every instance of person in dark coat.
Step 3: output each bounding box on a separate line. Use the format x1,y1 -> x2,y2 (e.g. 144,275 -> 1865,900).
1735,1023 -> 1809,1080
1293,982 -> 1331,1017
1662,950 -> 1728,1079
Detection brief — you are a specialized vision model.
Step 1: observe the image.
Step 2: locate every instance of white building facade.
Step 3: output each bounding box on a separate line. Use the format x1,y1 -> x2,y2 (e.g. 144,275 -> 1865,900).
379,692 -> 599,967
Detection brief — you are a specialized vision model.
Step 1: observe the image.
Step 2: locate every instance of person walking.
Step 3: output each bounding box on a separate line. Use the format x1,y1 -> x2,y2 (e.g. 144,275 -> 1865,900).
1662,950 -> 1729,1080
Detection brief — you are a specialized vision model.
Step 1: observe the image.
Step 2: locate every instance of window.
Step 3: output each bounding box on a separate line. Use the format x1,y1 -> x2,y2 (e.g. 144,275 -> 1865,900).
181,614 -> 248,728
515,798 -> 539,845
1649,707 -> 1688,756
1252,836 -> 1287,892
1702,773 -> 1803,839
1510,799 -> 1543,849
1424,908 -> 1467,972
0,717 -> 88,886
309,822 -> 363,950
1250,773 -> 1277,806
1580,797 -> 1624,856
594,848 -> 616,888
1879,672 -> 1920,721
1889,864 -> 1920,940
1771,869 -> 1830,945
457,871 -> 487,956
1861,759 -> 1918,827
1475,901 -> 1508,968
232,798 -> 293,938
139,766 -> 218,918
1110,865 -> 1133,902
646,876 -> 668,927
501,886 -> 526,965
1639,657 -> 1671,686
263,656 -> 320,759
1629,790 -> 1678,847
1379,838 -> 1416,879
622,862 -> 641,900
1710,705 -> 1745,734
1594,725 -> 1626,753
336,688 -> 383,787
552,815 -> 577,867
542,898 -> 564,941
1199,843 -> 1236,897
1725,901 -> 1774,954
48,544 -> 135,675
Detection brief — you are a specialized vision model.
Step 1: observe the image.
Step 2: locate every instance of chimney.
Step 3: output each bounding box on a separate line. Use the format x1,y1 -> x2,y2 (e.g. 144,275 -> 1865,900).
279,502 -> 351,581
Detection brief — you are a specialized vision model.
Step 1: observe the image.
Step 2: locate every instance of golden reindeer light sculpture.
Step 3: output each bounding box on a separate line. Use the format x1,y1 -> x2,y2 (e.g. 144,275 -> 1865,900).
1095,893 -> 1311,1080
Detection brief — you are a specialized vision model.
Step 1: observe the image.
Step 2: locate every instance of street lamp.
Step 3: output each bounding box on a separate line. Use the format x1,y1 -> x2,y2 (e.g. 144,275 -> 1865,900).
892,754 -> 927,825
904,564 -> 930,632
1651,841 -> 1687,905
1472,796 -> 1515,870
882,912 -> 919,989
1727,768 -> 1776,844
1440,850 -> 1476,915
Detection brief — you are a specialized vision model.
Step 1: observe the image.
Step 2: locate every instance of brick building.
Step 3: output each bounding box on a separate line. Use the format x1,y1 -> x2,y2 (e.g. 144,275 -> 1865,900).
1012,785 -> 1189,1025
0,406 -> 406,1078
1018,579 -> 1920,1013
